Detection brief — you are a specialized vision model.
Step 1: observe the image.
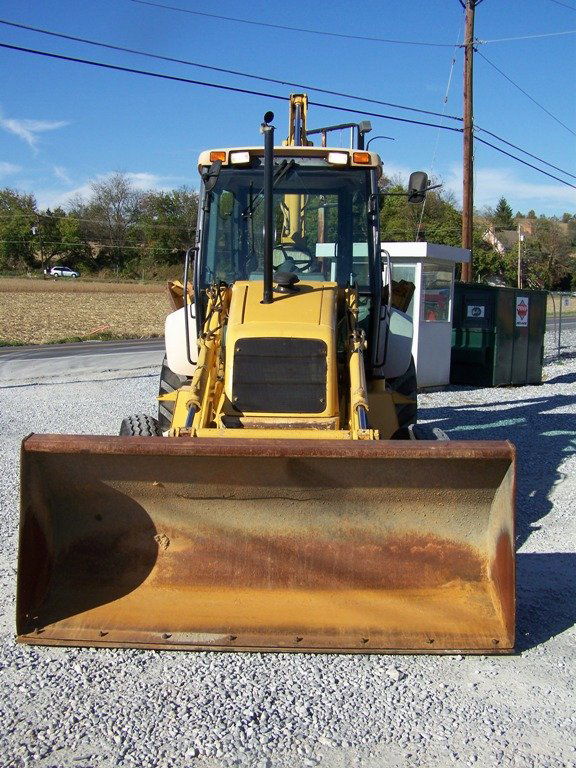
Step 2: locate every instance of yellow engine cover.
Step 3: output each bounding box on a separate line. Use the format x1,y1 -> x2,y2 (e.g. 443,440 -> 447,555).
225,280 -> 339,419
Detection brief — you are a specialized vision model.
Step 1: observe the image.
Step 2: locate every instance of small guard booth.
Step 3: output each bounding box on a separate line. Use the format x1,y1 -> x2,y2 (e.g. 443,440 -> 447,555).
383,242 -> 470,388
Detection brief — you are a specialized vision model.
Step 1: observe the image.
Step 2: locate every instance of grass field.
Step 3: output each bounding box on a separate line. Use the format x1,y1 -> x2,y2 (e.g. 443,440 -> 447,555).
547,294 -> 576,316
2,276 -> 573,347
0,277 -> 168,345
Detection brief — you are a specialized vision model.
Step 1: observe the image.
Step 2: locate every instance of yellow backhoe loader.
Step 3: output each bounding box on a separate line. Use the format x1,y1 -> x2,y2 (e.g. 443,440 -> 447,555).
17,96 -> 515,654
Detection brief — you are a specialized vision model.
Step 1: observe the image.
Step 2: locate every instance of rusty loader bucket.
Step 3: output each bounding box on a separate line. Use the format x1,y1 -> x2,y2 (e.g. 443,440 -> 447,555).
17,436 -> 515,653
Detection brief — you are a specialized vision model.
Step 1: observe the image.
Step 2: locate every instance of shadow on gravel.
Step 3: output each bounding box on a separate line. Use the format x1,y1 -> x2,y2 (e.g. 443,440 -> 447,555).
421,390 -> 576,547
516,553 -> 576,652
420,388 -> 576,650
545,370 -> 576,385
544,350 -> 576,364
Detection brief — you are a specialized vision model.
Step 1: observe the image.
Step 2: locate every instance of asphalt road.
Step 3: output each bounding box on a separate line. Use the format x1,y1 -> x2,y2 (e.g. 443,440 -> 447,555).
0,337 -> 165,383
0,317 -> 572,381
547,314 -> 576,331
0,337 -> 164,361
1,315 -> 573,361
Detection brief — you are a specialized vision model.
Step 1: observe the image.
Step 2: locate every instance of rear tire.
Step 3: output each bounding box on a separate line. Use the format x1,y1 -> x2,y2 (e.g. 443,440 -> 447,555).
386,356 -> 417,428
158,355 -> 188,431
119,414 -> 162,436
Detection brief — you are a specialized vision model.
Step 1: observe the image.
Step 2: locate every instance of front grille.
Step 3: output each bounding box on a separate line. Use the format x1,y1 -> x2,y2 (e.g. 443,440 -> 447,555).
232,337 -> 327,413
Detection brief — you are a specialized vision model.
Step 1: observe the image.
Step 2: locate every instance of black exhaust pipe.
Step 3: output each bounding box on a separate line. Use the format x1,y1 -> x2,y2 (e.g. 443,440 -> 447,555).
261,111 -> 274,304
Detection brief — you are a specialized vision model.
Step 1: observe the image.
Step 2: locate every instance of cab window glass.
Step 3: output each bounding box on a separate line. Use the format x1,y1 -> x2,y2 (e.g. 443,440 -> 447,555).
201,165 -> 374,290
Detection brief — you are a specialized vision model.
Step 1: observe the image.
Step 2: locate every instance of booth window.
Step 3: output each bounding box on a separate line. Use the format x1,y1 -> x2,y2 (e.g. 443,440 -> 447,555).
421,262 -> 452,322
390,264 -> 416,318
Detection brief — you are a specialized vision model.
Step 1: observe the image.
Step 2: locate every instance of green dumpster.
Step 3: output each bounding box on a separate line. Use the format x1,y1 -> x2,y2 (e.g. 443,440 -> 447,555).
451,284 -> 547,386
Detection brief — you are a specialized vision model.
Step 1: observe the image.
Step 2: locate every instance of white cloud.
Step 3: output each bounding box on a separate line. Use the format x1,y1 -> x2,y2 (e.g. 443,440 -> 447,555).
0,109 -> 69,151
124,172 -> 168,191
53,165 -> 72,185
379,160 -> 413,184
0,161 -> 21,178
443,163 -> 576,213
35,171 -> 183,210
35,183 -> 91,210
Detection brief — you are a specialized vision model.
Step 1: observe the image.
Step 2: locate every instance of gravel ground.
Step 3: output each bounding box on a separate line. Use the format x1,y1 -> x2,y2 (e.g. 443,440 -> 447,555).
1,330 -> 575,768
544,321 -> 576,364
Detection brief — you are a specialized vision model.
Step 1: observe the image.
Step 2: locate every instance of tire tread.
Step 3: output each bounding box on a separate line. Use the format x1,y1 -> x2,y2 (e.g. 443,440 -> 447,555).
119,413 -> 162,436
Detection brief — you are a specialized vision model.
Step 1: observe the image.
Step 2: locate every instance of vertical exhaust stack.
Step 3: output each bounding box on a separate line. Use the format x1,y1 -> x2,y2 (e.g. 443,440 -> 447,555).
261,112 -> 275,304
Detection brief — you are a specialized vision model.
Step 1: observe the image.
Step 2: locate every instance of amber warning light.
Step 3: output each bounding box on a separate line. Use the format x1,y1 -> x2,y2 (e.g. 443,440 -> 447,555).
352,152 -> 371,165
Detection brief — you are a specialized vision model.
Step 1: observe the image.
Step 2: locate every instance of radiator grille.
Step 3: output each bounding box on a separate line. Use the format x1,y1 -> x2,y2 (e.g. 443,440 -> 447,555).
232,337 -> 327,413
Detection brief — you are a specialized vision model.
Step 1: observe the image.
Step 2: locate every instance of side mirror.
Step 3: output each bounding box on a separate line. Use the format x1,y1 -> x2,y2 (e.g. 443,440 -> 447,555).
407,171 -> 428,204
202,159 -> 222,193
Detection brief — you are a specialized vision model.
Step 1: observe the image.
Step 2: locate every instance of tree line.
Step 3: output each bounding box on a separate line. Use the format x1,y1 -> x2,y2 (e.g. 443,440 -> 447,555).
1,171 -> 574,289
0,173 -> 198,279
474,196 -> 576,291
379,178 -> 575,290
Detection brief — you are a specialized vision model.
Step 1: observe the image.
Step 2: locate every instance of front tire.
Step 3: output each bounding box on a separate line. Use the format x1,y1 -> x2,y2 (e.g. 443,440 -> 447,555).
158,355 -> 188,431
119,413 -> 162,436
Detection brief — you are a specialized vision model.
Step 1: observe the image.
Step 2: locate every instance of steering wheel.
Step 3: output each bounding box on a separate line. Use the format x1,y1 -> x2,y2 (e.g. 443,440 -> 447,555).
275,244 -> 314,272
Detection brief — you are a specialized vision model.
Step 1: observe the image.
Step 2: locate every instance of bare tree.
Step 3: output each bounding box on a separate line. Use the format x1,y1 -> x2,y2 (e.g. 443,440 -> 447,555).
70,173 -> 143,269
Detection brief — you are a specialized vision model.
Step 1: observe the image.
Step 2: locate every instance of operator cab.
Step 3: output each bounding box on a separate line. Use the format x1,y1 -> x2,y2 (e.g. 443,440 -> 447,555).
194,146 -> 383,332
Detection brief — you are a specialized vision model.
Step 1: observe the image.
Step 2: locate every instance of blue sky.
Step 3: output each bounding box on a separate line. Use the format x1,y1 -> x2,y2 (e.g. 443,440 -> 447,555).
0,0 -> 575,216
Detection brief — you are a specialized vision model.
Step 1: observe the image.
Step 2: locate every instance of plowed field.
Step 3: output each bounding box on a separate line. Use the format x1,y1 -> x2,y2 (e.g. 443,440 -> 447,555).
0,278 -> 166,344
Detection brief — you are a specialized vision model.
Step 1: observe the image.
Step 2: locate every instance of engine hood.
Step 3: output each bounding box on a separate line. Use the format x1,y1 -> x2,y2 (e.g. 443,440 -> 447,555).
224,280 -> 339,417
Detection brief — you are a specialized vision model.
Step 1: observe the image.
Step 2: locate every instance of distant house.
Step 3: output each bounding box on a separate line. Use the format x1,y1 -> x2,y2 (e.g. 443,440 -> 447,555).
483,227 -> 519,255
484,219 -> 571,254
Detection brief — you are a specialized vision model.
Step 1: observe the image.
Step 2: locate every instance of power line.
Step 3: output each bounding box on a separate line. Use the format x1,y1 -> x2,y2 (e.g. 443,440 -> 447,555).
0,42 -> 463,134
475,136 -> 576,187
475,127 -> 576,180
1,41 -> 574,189
417,17 -> 464,239
0,211 -> 197,230
0,18 -> 462,123
0,238 -> 179,251
546,0 -> 576,10
477,50 -> 576,136
480,29 -> 576,42
128,0 -> 457,48
3,18 -> 571,179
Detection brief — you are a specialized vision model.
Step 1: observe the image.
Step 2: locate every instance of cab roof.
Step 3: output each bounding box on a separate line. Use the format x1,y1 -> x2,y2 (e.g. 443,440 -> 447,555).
197,146 -> 382,176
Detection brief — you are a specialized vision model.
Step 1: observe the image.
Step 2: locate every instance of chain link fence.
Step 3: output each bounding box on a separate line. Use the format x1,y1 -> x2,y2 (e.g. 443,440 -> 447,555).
545,292 -> 576,362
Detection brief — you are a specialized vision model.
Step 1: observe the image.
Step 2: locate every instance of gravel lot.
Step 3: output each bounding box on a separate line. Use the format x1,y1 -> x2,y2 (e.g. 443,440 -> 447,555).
1,331 -> 575,768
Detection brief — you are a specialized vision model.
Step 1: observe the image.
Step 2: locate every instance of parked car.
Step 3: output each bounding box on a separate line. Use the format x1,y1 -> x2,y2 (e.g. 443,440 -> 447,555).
45,266 -> 80,278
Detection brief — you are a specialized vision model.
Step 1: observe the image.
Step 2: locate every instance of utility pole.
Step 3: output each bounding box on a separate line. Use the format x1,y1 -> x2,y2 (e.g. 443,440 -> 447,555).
517,223 -> 524,288
460,0 -> 482,283
31,216 -> 45,273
